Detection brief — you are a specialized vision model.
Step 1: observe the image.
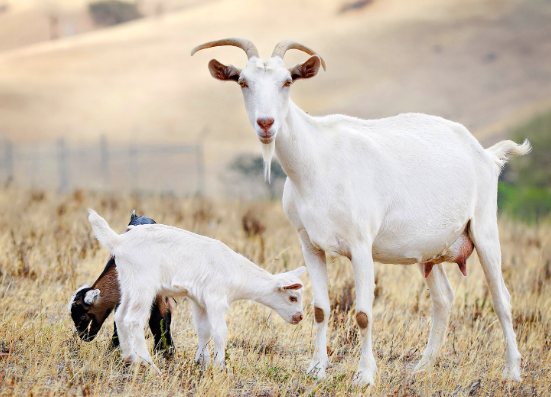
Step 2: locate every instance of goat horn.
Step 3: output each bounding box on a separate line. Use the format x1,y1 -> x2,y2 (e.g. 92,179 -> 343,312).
191,38 -> 260,59
271,40 -> 326,71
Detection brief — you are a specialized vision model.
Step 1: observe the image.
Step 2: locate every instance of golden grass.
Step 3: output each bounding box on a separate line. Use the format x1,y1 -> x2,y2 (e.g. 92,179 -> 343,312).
0,187 -> 550,396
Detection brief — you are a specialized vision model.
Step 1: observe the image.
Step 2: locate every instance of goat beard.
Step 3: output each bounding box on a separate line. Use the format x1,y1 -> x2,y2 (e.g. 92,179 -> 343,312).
261,140 -> 275,183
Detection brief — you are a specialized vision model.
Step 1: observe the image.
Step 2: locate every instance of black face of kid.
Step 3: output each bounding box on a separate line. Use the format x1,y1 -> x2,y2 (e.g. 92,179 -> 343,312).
70,287 -> 104,341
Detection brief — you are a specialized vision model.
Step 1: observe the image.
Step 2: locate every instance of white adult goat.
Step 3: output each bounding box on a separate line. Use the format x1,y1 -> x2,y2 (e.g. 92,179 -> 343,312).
191,38 -> 530,386
87,210 -> 306,373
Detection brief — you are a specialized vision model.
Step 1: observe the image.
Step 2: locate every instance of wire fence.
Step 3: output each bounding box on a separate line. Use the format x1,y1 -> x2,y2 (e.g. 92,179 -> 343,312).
0,136 -> 204,196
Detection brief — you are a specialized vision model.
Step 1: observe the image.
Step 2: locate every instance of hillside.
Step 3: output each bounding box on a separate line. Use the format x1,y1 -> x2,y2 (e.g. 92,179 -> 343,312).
0,0 -> 550,194
0,0 -> 204,52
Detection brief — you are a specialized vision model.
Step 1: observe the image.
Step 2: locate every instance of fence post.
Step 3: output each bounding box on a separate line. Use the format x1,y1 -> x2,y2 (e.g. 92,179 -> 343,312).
196,127 -> 209,196
196,144 -> 205,196
129,143 -> 138,192
4,139 -> 13,183
57,138 -> 69,192
100,135 -> 109,188
31,144 -> 40,188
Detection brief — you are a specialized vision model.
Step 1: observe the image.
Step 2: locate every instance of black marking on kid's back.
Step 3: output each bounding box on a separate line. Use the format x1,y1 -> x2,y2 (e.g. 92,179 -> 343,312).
129,211 -> 156,227
96,257 -> 117,284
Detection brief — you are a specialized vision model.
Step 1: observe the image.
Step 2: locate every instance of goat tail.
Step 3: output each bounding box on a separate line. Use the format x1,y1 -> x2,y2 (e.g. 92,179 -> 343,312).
486,139 -> 531,169
88,209 -> 121,253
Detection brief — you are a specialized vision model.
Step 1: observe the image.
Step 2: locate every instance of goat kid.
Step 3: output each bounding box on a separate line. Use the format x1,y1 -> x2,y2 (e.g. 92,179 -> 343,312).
87,210 -> 306,373
68,211 -> 175,355
192,38 -> 530,386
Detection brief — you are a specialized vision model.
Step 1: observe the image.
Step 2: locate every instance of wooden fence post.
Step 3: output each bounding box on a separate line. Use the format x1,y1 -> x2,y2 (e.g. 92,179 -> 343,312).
196,127 -> 209,196
196,144 -> 205,196
129,143 -> 138,192
57,138 -> 68,192
4,139 -> 13,182
100,135 -> 109,188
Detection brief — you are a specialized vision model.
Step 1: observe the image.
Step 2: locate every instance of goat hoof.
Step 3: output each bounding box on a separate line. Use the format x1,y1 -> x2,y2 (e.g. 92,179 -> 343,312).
352,370 -> 375,387
413,358 -> 431,373
502,366 -> 521,382
307,361 -> 327,379
150,364 -> 162,376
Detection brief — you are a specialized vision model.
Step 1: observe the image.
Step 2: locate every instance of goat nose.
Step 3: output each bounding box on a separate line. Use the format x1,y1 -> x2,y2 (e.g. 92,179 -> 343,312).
292,313 -> 303,323
257,118 -> 274,132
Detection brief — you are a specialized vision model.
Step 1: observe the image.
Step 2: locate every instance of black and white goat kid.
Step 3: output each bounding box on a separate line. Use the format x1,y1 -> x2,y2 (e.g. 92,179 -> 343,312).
68,212 -> 175,356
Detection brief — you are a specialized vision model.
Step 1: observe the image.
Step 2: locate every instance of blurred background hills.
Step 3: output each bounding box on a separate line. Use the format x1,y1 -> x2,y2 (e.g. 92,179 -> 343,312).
0,0 -> 550,205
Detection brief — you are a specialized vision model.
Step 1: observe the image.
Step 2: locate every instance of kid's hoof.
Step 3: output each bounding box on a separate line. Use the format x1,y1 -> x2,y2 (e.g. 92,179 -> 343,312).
150,364 -> 162,376
502,366 -> 521,382
413,358 -> 431,373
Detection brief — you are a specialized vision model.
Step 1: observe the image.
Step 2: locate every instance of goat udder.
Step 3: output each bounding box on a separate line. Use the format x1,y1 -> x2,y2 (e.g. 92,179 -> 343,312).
422,233 -> 474,278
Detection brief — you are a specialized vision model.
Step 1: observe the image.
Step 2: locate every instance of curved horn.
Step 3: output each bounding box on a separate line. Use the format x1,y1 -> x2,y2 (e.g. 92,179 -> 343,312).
271,40 -> 326,71
191,38 -> 259,59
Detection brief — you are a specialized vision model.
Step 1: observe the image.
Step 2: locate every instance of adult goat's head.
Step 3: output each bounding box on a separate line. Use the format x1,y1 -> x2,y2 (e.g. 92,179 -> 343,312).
191,38 -> 325,179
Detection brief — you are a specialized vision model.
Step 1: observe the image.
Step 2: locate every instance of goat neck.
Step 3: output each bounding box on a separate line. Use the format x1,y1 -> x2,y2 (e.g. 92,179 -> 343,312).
275,101 -> 324,190
91,263 -> 121,311
228,261 -> 275,304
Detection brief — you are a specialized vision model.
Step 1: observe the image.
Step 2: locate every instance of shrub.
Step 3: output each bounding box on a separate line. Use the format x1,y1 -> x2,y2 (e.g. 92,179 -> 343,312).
499,183 -> 551,223
228,154 -> 286,199
498,110 -> 551,223
88,1 -> 142,27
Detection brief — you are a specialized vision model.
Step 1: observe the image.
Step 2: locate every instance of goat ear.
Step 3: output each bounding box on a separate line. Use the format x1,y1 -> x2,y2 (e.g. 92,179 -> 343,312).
283,283 -> 303,290
288,56 -> 321,81
208,59 -> 241,82
68,284 -> 89,313
287,266 -> 306,278
84,289 -> 100,305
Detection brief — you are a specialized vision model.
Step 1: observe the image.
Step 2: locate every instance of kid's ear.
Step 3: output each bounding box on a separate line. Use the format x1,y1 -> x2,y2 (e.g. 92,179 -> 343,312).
84,289 -> 100,305
208,59 -> 241,82
276,280 -> 303,291
288,266 -> 306,278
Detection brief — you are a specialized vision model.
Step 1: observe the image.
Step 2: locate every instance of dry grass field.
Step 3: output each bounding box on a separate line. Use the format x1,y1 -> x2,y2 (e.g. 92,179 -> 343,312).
0,187 -> 550,396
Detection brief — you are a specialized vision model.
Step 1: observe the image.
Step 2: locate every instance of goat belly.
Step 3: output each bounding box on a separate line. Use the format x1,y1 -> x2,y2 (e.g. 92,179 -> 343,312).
423,232 -> 474,278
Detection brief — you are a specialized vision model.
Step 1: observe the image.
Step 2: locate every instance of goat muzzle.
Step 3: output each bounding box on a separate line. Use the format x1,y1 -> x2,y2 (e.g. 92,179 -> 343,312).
257,118 -> 274,133
292,312 -> 304,324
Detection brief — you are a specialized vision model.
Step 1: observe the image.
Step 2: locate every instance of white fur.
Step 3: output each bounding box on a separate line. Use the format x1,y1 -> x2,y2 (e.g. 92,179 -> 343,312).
206,50 -> 530,385
84,289 -> 100,305
67,284 -> 89,313
87,210 -> 305,372
261,141 -> 276,182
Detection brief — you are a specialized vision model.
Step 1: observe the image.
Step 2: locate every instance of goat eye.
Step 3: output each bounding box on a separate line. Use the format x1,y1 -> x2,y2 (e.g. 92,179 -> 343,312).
290,296 -> 297,302
238,80 -> 247,88
80,315 -> 86,321
284,80 -> 292,87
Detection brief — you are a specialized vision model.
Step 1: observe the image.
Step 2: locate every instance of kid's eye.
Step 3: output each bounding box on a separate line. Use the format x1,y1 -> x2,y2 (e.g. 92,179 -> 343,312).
80,315 -> 87,321
290,296 -> 297,302
284,80 -> 292,87
238,80 -> 248,88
